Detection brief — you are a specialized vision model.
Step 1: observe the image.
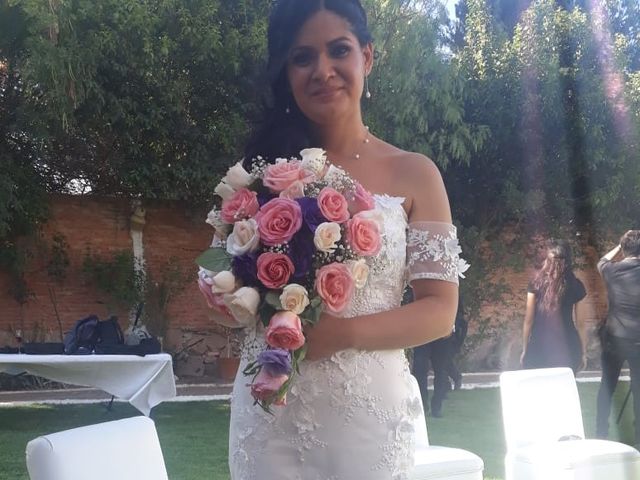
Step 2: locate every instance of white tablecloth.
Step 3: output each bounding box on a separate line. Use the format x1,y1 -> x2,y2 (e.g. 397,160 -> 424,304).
0,353 -> 176,416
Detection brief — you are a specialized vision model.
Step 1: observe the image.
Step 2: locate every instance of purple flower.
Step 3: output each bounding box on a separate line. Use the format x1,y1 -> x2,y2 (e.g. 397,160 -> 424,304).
257,192 -> 277,207
257,349 -> 292,376
288,227 -> 314,282
296,197 -> 326,233
232,253 -> 260,287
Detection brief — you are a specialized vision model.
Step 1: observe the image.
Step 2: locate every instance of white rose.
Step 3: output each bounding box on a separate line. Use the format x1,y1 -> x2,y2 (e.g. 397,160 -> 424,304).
279,284 -> 310,315
223,287 -> 260,327
211,270 -> 236,293
226,218 -> 260,256
300,148 -> 327,179
205,208 -> 231,239
225,162 -> 253,189
214,181 -> 235,201
347,259 -> 370,289
314,222 -> 341,253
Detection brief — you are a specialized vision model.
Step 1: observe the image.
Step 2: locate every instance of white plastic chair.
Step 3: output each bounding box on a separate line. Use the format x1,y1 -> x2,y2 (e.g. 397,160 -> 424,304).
409,375 -> 484,479
25,416 -> 169,480
500,367 -> 640,480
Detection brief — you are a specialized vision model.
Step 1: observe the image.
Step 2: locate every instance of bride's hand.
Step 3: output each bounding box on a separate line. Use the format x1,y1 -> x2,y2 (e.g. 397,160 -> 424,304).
303,312 -> 352,361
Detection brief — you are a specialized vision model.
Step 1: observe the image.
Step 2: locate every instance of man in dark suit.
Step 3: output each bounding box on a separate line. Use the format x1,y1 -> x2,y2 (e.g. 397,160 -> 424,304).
595,230 -> 640,446
412,293 -> 466,418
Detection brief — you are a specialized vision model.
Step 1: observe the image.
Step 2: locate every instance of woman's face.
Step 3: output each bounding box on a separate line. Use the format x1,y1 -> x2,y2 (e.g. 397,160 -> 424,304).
286,9 -> 373,126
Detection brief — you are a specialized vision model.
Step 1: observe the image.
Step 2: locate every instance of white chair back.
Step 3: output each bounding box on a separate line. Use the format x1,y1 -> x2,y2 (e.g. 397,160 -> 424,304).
500,367 -> 585,451
26,416 -> 169,480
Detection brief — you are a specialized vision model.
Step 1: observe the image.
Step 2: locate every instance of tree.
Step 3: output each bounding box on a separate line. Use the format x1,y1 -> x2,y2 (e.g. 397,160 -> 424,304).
1,0 -> 269,203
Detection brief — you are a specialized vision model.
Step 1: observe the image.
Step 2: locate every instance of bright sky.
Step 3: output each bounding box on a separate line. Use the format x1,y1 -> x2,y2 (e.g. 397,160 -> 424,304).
445,0 -> 457,19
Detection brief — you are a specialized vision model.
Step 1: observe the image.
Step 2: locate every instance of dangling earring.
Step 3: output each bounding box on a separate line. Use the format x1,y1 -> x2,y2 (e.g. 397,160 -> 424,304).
285,105 -> 291,114
365,75 -> 371,100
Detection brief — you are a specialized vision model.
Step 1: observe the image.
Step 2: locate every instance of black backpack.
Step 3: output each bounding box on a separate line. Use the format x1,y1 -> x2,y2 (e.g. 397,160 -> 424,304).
63,315 -> 100,354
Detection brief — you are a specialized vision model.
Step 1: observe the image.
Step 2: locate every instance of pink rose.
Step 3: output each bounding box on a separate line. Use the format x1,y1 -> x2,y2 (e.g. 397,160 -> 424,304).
346,213 -> 382,256
315,263 -> 355,314
250,368 -> 289,405
257,252 -> 295,289
265,311 -> 306,350
317,187 -> 350,223
263,160 -> 311,193
256,198 -> 303,246
220,188 -> 259,223
348,182 -> 376,214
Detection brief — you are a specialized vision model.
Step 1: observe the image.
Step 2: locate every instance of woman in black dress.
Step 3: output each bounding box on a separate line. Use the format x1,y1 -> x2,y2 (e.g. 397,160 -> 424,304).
520,240 -> 587,372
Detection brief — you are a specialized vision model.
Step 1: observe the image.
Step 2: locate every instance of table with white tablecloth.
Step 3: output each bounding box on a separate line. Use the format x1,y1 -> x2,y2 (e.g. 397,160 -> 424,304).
0,353 -> 176,416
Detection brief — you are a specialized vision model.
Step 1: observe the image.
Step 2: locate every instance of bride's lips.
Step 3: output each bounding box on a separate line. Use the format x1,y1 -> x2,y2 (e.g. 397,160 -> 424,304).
311,87 -> 342,101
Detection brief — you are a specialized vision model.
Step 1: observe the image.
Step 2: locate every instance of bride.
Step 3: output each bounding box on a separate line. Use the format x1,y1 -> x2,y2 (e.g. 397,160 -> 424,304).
214,1 -> 465,478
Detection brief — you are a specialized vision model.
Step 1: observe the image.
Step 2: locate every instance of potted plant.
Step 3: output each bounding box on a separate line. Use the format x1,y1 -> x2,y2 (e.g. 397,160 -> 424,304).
217,329 -> 242,381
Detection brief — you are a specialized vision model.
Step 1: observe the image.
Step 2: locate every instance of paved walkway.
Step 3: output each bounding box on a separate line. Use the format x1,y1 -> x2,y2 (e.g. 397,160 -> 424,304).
0,370 -> 629,408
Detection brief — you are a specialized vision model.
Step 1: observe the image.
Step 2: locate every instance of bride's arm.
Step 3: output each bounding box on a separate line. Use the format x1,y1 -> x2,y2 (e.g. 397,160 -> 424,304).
305,155 -> 459,359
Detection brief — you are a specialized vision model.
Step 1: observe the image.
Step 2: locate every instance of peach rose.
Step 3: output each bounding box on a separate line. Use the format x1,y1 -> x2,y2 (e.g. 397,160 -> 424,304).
220,188 -> 259,223
210,270 -> 236,294
257,252 -> 295,289
313,222 -> 341,253
346,212 -> 382,256
263,160 -> 310,193
265,311 -> 305,350
279,284 -> 310,315
222,286 -> 260,327
256,198 -> 303,246
315,263 -> 355,314
348,182 -> 376,214
279,180 -> 305,199
250,368 -> 289,405
197,270 -> 232,317
317,187 -> 350,223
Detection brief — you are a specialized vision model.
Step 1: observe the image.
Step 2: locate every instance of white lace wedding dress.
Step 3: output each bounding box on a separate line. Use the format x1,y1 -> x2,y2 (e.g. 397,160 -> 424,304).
229,194 -> 463,480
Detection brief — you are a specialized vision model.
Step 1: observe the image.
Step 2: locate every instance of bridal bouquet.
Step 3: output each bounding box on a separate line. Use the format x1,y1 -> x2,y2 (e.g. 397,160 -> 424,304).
196,148 -> 382,410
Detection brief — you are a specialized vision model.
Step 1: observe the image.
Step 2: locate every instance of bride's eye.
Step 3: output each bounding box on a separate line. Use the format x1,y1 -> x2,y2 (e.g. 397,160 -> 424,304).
290,50 -> 313,67
330,44 -> 351,58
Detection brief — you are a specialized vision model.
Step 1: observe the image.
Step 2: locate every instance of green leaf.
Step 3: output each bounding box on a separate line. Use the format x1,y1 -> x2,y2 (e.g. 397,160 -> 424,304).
195,247 -> 232,271
301,303 -> 323,325
258,301 -> 276,328
265,291 -> 282,310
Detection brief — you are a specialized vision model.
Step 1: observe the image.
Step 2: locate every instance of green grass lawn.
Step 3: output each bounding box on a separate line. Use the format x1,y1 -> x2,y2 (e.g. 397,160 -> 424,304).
0,383 -> 635,480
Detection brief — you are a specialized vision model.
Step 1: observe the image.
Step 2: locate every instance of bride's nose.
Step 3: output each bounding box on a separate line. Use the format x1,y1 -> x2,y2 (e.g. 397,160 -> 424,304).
311,52 -> 336,82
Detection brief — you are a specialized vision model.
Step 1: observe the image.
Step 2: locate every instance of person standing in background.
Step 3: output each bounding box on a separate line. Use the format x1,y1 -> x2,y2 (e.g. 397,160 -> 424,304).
595,230 -> 640,447
520,239 -> 587,372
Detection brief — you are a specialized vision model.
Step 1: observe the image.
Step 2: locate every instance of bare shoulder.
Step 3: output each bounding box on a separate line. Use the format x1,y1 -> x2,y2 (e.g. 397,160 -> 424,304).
384,147 -> 451,223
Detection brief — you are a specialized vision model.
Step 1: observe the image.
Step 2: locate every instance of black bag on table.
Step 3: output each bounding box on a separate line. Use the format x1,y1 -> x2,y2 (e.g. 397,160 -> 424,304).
64,315 -> 100,354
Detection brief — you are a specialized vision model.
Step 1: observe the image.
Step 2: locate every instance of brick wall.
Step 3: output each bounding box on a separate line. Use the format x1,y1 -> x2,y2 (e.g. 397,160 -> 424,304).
0,194 -> 611,371
0,194 -> 217,351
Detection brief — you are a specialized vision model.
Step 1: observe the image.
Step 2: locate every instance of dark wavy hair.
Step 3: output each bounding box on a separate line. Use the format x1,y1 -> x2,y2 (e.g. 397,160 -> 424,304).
243,0 -> 372,167
532,239 -> 575,313
621,230 -> 640,257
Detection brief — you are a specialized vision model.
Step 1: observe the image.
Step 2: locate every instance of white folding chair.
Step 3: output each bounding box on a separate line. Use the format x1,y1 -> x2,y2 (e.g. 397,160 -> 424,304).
500,367 -> 640,480
409,375 -> 484,479
25,416 -> 169,480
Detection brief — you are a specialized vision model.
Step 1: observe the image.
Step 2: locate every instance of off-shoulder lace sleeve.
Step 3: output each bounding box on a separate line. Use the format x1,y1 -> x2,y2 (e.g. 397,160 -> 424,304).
406,221 -> 469,285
